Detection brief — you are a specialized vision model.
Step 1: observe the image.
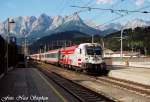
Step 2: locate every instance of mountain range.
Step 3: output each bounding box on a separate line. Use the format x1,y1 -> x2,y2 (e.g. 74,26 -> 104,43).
0,13 -> 150,44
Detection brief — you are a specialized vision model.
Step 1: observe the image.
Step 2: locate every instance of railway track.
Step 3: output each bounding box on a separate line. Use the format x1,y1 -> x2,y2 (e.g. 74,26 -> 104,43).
96,76 -> 150,97
39,68 -> 116,102
32,62 -> 150,100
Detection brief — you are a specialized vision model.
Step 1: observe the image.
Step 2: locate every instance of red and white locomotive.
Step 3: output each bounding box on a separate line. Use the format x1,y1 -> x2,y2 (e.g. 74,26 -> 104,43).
30,43 -> 106,72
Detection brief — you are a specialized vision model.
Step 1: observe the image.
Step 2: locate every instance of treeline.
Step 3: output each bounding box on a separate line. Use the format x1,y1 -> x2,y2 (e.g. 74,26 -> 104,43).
104,26 -> 150,55
0,35 -> 18,75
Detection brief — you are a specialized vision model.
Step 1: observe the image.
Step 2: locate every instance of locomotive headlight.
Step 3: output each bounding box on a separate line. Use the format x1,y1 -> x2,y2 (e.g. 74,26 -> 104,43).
85,58 -> 88,60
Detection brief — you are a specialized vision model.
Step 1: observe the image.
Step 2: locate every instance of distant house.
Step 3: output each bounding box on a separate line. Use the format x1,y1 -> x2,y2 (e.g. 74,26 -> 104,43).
103,48 -> 114,57
104,49 -> 141,58
111,51 -> 140,58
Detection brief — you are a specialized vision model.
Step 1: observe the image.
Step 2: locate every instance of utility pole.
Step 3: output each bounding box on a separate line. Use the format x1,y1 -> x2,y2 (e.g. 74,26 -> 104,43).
24,36 -> 27,56
6,18 -> 15,73
45,44 -> 47,52
22,29 -> 28,68
51,41 -> 53,49
131,29 -> 134,53
120,28 -> 123,59
64,40 -> 66,48
101,38 -> 105,49
92,35 -> 94,43
24,35 -> 27,67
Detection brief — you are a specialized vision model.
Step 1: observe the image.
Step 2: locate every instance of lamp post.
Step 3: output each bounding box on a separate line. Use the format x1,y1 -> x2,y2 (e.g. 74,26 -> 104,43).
120,28 -> 123,59
101,38 -> 105,49
92,34 -> 94,43
22,29 -> 29,68
6,18 -> 15,73
120,26 -> 128,59
24,35 -> 27,67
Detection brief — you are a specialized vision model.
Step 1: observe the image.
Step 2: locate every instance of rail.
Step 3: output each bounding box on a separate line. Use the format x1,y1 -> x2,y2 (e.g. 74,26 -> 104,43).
39,67 -> 116,102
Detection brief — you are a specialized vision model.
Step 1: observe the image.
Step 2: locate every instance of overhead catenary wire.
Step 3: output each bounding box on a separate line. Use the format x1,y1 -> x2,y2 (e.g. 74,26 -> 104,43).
70,4 -> 150,28
71,5 -> 150,14
71,4 -> 150,28
80,0 -> 126,25
69,2 -> 150,30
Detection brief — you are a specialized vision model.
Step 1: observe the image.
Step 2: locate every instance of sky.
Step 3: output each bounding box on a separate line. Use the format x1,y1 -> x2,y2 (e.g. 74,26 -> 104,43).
0,0 -> 150,25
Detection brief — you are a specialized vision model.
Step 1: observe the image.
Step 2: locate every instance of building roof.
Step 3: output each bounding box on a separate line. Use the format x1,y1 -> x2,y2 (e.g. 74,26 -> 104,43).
104,48 -> 114,54
113,51 -> 140,56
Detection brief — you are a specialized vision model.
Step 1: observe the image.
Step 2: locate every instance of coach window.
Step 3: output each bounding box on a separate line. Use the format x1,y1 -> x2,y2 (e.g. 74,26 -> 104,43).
79,49 -> 82,54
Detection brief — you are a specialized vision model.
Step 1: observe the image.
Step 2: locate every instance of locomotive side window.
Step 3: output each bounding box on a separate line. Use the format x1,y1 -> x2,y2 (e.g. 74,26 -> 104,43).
86,46 -> 102,55
79,49 -> 82,54
77,48 -> 82,54
46,53 -> 58,58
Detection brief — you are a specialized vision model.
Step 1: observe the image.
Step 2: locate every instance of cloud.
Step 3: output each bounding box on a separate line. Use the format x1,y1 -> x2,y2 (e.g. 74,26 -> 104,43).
96,0 -> 113,4
135,0 -> 145,6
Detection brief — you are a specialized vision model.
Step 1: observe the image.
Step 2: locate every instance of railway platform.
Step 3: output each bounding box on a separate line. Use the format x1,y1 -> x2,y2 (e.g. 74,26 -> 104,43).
0,68 -> 78,102
108,66 -> 150,86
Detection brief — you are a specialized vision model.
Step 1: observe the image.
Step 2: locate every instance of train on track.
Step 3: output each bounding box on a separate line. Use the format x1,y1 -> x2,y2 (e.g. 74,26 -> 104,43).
30,43 -> 106,72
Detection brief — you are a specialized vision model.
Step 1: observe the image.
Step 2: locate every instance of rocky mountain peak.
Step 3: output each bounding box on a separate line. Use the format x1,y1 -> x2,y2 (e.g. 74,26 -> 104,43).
0,13 -> 150,44
125,19 -> 150,29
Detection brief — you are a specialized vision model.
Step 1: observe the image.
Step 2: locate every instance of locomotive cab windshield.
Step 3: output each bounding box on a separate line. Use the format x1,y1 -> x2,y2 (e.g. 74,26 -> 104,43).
86,46 -> 102,55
